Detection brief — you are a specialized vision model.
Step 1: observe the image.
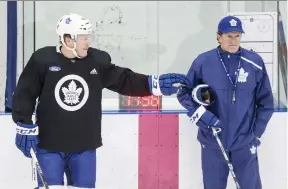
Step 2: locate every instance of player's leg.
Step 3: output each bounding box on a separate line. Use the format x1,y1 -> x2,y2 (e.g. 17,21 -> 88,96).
201,144 -> 229,189
231,139 -> 262,189
35,148 -> 66,188
65,150 -> 97,189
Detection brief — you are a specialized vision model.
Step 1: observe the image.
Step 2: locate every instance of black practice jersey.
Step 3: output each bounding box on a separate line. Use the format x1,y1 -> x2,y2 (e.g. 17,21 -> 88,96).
12,46 -> 151,152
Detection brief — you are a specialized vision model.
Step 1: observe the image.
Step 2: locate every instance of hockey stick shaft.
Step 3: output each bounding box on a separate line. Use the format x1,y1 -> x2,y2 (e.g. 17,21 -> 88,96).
30,148 -> 49,189
212,128 -> 241,189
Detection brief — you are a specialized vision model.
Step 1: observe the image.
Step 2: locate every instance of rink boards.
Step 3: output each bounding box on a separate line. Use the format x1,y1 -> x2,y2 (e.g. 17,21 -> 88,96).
0,112 -> 287,189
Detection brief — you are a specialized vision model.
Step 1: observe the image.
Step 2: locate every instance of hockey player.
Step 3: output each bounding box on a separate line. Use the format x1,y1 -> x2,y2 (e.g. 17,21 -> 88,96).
12,13 -> 191,189
177,15 -> 274,189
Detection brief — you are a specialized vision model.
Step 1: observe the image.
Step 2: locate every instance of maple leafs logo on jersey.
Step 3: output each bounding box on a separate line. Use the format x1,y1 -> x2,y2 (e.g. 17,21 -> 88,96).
61,80 -> 83,105
55,75 -> 89,111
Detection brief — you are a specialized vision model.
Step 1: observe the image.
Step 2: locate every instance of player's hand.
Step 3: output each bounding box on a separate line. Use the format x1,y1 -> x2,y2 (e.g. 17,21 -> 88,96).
15,122 -> 39,158
148,74 -> 191,96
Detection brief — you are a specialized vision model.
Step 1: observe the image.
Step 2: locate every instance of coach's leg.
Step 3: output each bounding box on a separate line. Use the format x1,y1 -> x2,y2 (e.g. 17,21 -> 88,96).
35,148 -> 66,188
201,144 -> 229,189
65,150 -> 97,189
231,139 -> 262,189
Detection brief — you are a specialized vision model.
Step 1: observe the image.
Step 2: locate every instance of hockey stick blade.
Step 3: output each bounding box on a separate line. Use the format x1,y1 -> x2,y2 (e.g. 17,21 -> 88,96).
212,127 -> 241,189
30,148 -> 49,189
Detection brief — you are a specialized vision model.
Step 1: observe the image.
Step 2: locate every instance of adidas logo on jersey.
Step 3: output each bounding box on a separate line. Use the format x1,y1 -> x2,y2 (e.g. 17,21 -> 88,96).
90,69 -> 97,74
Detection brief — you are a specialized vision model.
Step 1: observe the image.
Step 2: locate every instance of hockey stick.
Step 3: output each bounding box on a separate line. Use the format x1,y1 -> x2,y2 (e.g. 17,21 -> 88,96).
30,148 -> 49,189
211,127 -> 241,189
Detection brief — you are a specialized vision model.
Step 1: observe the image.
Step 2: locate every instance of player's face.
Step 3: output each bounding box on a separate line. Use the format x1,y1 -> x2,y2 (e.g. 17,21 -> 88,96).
218,32 -> 242,53
75,34 -> 93,57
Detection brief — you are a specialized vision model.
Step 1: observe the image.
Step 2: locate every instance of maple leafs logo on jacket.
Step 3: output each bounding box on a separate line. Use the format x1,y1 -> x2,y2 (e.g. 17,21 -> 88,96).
61,80 -> 83,105
238,68 -> 249,83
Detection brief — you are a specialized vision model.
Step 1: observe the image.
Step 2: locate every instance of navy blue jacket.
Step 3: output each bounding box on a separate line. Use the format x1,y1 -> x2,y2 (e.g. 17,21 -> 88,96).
177,46 -> 274,150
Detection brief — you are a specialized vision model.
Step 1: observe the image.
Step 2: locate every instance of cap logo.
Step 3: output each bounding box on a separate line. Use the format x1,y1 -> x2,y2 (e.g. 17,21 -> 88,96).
229,19 -> 237,27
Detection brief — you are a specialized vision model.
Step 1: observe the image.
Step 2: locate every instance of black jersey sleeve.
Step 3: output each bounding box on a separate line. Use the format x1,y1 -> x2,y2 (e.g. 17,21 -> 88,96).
96,51 -> 151,97
12,51 -> 45,124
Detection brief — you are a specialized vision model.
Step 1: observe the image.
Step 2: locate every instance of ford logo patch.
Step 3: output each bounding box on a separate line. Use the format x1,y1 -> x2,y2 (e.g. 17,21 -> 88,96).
49,66 -> 61,72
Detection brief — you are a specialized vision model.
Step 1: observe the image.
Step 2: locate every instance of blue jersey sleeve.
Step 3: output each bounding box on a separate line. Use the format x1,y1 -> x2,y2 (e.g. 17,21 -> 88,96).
253,58 -> 274,138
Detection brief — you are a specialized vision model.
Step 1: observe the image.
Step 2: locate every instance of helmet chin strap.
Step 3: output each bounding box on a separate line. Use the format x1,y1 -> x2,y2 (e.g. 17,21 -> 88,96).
61,38 -> 82,59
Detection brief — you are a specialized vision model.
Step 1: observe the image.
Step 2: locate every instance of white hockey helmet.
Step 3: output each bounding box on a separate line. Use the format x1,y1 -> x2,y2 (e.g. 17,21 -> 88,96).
56,13 -> 93,58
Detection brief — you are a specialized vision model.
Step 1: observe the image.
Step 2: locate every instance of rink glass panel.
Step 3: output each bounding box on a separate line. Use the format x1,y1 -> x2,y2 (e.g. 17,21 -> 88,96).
14,1 -> 287,112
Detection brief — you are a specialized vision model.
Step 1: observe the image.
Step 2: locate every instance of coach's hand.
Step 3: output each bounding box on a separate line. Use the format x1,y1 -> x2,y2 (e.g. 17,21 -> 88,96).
188,107 -> 224,132
197,115 -> 224,132
148,74 -> 190,96
15,122 -> 39,158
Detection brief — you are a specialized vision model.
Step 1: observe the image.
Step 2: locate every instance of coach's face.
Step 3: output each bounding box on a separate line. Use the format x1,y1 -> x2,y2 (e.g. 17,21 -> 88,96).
218,31 -> 242,53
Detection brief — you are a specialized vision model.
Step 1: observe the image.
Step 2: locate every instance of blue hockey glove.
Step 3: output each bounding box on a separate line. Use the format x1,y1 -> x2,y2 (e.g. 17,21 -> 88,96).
188,106 -> 224,131
15,122 -> 39,158
188,84 -> 224,131
148,73 -> 191,96
191,84 -> 216,106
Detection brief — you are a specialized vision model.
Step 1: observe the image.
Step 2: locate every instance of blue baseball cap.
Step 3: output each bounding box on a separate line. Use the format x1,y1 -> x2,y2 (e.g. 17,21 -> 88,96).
217,16 -> 244,34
